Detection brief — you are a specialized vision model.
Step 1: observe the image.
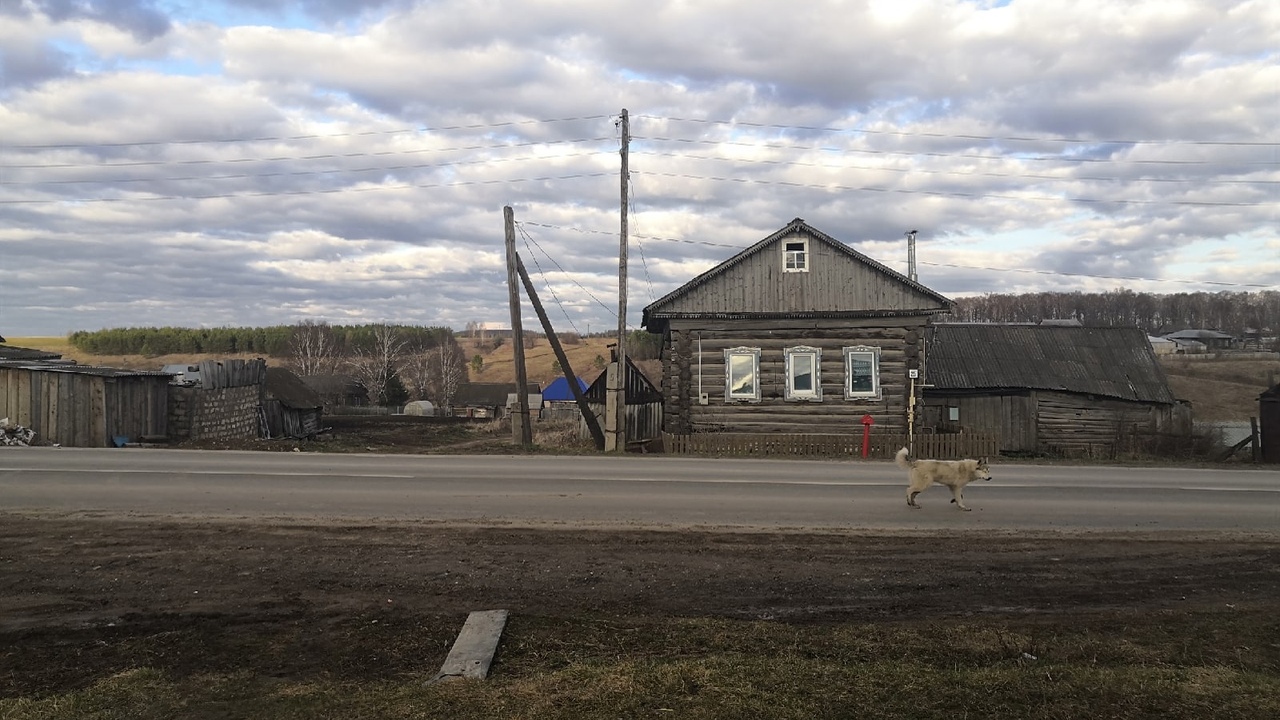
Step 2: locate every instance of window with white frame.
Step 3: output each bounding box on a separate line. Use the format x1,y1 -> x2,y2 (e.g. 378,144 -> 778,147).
783,239 -> 808,272
784,346 -> 822,401
724,346 -> 761,402
843,345 -> 881,400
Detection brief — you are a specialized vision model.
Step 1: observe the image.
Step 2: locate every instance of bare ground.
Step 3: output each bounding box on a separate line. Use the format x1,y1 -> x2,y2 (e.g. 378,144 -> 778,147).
3,511 -> 1280,698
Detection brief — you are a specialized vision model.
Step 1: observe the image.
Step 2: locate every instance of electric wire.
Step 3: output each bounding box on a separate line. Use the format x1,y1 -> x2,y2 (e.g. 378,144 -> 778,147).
515,223 -> 583,337
636,114 -> 1280,148
4,115 -> 615,150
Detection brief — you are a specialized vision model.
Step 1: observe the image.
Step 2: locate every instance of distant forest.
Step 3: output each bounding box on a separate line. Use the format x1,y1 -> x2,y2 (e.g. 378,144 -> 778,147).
68,324 -> 456,357
949,289 -> 1280,339
63,288 -> 1280,358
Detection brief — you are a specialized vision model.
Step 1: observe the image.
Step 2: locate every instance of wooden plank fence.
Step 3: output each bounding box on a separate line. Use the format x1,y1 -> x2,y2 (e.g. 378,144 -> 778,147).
662,432 -> 999,460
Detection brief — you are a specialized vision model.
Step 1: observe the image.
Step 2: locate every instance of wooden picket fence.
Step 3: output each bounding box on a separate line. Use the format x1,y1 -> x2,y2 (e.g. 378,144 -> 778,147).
661,432 -> 999,460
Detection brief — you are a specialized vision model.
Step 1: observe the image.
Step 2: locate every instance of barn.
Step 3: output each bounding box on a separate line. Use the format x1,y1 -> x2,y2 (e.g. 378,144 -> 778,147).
920,323 -> 1191,457
642,217 -> 954,448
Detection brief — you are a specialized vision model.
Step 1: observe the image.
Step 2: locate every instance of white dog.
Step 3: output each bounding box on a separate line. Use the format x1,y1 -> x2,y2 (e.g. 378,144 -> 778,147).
896,447 -> 992,511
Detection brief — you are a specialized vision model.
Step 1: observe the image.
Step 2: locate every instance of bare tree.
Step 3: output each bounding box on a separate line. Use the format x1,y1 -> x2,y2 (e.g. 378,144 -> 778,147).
290,320 -> 338,376
347,323 -> 405,406
428,339 -> 467,408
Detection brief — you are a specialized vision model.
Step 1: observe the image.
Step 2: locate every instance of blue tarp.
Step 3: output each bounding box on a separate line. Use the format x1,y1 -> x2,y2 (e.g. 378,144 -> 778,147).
542,376 -> 587,401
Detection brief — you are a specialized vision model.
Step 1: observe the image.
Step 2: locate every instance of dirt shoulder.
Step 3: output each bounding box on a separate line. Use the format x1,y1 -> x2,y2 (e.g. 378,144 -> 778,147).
4,512 -> 1279,697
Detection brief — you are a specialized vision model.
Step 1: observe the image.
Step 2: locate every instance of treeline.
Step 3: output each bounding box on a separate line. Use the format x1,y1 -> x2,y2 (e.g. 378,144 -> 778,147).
68,324 -> 456,357
950,289 -> 1280,338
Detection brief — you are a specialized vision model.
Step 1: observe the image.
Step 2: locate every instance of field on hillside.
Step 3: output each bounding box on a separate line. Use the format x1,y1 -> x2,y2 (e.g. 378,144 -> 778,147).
1159,356 -> 1280,422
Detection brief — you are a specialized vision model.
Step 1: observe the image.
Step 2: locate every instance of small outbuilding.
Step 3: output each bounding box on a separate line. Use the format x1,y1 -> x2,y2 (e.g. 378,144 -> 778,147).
0,361 -> 171,447
261,366 -> 323,439
921,323 -> 1191,457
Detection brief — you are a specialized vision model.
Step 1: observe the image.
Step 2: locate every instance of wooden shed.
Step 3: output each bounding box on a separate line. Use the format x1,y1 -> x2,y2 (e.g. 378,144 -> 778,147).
0,362 -> 171,447
921,323 -> 1191,457
581,356 -> 663,446
1261,383 -> 1280,464
261,366 -> 323,439
642,218 -> 953,439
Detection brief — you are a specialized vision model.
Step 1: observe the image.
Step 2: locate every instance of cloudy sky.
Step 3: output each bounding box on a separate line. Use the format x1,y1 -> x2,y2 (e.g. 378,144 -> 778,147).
1,0 -> 1276,338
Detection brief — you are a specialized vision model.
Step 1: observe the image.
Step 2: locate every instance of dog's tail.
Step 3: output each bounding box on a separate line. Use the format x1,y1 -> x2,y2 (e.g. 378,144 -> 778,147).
894,447 -> 912,469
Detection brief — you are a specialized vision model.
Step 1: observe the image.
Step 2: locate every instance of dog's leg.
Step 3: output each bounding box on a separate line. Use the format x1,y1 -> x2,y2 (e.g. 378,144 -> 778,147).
907,489 -> 921,508
949,485 -> 970,511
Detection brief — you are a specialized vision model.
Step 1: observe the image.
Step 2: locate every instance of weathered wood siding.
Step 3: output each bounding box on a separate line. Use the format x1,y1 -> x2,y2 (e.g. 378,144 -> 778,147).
921,389 -> 1190,456
918,392 -> 1036,452
663,318 -> 926,435
654,232 -> 947,316
0,367 -> 169,447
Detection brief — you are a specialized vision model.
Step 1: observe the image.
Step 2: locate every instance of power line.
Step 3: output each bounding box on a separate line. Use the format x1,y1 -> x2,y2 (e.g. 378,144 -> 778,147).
516,223 -> 583,336
516,221 -> 1277,290
630,170 -> 1270,207
637,114 -> 1280,148
0,172 -> 614,205
633,150 -> 1279,186
632,135 -> 1272,167
514,222 -> 617,319
3,115 -> 615,150
919,261 -> 1277,289
2,136 -> 614,170
0,150 -> 612,186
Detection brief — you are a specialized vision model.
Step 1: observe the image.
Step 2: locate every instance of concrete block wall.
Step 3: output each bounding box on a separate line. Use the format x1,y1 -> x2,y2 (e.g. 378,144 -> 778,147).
168,385 -> 261,441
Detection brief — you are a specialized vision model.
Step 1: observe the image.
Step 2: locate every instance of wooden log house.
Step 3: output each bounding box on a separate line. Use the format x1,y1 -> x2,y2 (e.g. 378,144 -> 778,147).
642,218 -> 954,438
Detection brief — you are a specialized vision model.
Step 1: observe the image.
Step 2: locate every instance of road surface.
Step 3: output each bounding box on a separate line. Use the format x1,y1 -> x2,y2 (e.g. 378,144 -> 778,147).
3,448 -> 1278,533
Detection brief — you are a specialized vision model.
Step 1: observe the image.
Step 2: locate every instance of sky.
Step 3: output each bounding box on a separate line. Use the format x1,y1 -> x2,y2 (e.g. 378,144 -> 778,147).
1,0 -> 1277,338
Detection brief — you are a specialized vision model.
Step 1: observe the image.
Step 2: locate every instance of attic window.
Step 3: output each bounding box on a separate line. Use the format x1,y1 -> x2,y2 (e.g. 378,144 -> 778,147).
783,239 -> 808,272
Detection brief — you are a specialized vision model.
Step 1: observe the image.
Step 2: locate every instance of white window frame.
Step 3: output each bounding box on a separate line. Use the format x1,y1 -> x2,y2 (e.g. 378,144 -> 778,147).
783,239 -> 809,273
784,346 -> 822,401
843,345 -> 882,400
724,346 -> 761,402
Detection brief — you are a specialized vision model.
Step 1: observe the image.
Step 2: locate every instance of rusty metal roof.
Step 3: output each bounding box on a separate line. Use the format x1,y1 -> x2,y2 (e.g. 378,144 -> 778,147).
926,323 -> 1177,404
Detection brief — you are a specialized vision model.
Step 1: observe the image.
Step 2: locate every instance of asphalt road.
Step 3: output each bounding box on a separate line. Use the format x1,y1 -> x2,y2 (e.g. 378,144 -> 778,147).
2,448 -> 1279,533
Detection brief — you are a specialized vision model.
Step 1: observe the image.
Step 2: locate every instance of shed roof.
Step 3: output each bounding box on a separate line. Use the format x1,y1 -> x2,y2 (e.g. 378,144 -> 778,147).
926,324 -> 1177,404
0,345 -> 63,361
0,360 -> 171,378
542,376 -> 587,401
1164,329 -> 1235,341
265,367 -> 322,409
454,382 -> 540,407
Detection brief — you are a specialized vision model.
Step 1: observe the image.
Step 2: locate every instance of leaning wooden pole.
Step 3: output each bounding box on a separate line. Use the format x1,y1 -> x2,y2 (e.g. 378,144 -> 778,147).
503,206 -> 533,447
516,253 -> 605,450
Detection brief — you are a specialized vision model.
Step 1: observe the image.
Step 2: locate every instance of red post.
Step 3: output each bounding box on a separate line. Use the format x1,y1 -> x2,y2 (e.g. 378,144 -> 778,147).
860,414 -> 875,458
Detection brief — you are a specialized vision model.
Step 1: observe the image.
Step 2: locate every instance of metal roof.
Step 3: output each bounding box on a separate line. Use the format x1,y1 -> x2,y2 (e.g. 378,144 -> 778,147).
926,324 -> 1177,404
0,360 -> 172,378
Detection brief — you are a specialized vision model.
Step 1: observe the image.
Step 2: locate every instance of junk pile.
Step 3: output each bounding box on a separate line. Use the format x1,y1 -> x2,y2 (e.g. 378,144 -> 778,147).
1,418 -> 36,446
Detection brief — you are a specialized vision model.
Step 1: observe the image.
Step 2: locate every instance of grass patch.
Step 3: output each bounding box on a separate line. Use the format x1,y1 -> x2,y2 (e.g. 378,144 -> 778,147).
4,611 -> 1277,719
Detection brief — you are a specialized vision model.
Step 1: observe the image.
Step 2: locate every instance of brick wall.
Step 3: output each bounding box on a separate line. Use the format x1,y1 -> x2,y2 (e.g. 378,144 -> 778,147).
168,385 -> 261,441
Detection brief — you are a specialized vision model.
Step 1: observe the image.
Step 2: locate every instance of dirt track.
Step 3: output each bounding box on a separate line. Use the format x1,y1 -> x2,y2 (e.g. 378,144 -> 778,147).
4,511 -> 1279,696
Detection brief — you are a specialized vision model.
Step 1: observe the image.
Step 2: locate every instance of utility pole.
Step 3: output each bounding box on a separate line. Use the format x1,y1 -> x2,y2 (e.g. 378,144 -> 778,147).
905,230 -> 918,282
515,253 -> 605,450
503,205 -> 533,447
607,109 -> 630,452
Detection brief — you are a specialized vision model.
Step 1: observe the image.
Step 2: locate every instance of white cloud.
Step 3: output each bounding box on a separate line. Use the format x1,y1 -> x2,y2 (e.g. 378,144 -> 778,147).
0,0 -> 1275,338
